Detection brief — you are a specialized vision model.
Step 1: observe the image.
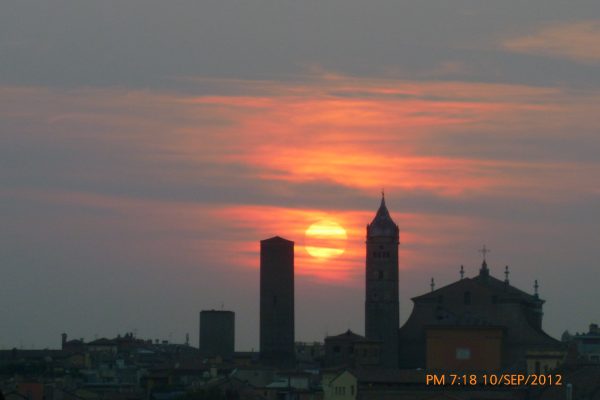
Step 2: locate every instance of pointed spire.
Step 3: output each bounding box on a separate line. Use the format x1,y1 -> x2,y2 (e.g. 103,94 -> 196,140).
430,277 -> 435,292
377,192 -> 389,218
460,265 -> 465,280
534,279 -> 539,298
504,265 -> 510,284
367,193 -> 398,238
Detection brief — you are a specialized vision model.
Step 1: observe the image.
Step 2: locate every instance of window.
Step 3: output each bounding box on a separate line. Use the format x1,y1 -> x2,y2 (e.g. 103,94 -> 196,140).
333,345 -> 341,353
492,295 -> 498,304
378,270 -> 383,280
456,348 -> 471,360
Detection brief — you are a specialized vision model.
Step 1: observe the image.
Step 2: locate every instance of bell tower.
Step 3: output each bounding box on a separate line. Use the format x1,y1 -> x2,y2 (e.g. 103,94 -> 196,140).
365,193 -> 400,368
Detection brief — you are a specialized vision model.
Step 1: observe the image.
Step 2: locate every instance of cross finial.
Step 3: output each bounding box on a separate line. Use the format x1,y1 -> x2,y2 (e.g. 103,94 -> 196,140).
479,245 -> 491,261
430,277 -> 435,292
460,265 -> 465,280
534,279 -> 539,297
504,265 -> 510,283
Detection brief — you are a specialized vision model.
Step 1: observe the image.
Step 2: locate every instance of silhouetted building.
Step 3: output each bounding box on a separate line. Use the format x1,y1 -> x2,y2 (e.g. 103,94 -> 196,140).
324,329 -> 381,368
199,310 -> 235,360
399,259 -> 565,372
295,341 -> 324,367
365,195 -> 400,368
568,323 -> 600,363
260,236 -> 295,367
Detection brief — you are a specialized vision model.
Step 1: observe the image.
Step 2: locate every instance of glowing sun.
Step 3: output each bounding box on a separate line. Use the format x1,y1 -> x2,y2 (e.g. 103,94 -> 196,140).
304,220 -> 348,259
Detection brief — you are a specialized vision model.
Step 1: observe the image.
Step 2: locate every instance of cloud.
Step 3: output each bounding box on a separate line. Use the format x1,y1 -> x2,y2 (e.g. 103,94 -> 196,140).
503,20 -> 600,64
3,76 -> 600,283
2,75 -> 600,348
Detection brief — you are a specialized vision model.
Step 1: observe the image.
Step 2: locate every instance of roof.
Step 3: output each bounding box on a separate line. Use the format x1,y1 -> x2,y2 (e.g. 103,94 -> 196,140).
367,195 -> 399,238
325,330 -> 372,343
260,236 -> 294,245
413,264 -> 541,304
88,338 -> 117,346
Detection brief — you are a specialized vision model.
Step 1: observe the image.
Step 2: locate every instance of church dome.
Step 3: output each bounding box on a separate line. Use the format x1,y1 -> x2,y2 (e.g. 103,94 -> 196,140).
367,195 -> 399,238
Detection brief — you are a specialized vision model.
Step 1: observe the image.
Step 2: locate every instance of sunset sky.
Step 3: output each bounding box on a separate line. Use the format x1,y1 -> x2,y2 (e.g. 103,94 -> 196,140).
2,1 -> 599,351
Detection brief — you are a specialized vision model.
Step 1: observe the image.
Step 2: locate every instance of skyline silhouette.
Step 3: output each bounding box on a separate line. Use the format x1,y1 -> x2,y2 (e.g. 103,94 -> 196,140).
1,1 -> 599,354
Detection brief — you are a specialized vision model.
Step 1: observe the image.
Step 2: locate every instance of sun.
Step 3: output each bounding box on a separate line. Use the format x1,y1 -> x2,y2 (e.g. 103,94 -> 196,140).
304,220 -> 348,259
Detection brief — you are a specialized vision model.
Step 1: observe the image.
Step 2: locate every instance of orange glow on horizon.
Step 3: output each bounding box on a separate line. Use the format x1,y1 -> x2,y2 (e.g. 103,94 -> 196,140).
4,75 -> 599,284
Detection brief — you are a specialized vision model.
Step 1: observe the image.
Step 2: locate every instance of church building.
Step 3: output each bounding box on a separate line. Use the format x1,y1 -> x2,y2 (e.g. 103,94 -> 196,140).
398,255 -> 565,372
363,195 -> 564,373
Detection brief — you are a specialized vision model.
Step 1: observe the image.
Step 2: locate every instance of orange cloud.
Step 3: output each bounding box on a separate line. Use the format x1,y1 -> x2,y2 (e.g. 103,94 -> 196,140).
3,75 -> 600,284
503,20 -> 600,63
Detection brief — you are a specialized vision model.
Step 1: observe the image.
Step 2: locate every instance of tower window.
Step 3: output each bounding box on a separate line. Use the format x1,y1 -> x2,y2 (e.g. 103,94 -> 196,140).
464,291 -> 471,305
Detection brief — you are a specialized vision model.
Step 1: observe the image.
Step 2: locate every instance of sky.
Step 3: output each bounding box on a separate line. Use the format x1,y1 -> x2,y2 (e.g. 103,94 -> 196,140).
1,1 -> 599,351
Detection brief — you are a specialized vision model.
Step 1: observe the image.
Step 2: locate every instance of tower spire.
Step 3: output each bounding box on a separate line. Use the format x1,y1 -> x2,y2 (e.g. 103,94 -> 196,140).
504,265 -> 510,283
430,277 -> 435,292
460,265 -> 464,280
368,192 -> 398,238
365,194 -> 399,368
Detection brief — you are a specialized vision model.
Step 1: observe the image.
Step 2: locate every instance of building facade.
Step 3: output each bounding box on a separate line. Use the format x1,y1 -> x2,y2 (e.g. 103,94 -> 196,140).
365,195 -> 400,368
399,260 -> 565,371
324,330 -> 381,368
260,236 -> 295,367
199,310 -> 235,360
